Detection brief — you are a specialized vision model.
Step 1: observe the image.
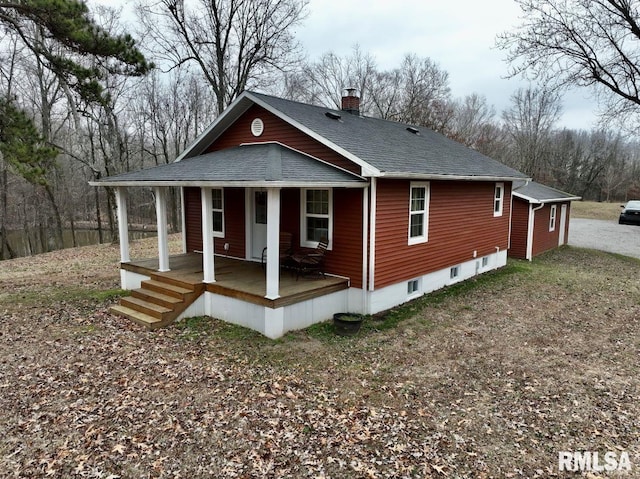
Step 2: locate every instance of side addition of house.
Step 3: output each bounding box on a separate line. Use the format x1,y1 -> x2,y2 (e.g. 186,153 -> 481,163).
510,181 -> 581,261
92,90 -> 530,338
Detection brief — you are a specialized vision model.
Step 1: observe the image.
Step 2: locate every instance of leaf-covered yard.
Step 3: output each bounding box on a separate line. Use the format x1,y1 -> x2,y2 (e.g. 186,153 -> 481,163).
0,236 -> 639,478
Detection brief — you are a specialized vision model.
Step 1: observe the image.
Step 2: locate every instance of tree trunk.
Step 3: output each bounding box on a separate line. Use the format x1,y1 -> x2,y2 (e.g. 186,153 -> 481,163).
105,186 -> 118,244
70,215 -> 77,247
0,160 -> 7,260
94,173 -> 104,244
39,221 -> 47,254
44,184 -> 64,249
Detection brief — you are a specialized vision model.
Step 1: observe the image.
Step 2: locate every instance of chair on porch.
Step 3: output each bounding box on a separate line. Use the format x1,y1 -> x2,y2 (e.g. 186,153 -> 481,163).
261,232 -> 294,269
289,237 -> 329,280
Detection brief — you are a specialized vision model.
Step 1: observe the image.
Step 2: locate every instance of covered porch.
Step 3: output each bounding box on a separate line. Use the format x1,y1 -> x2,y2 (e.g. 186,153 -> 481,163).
93,142 -> 369,337
123,253 -> 349,309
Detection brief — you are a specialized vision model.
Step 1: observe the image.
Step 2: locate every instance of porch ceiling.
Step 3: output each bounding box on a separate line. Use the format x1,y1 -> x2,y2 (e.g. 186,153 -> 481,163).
91,143 -> 367,188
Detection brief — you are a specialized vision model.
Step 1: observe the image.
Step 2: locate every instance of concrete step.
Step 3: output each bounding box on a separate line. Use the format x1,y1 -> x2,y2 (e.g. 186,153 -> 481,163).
110,305 -> 163,330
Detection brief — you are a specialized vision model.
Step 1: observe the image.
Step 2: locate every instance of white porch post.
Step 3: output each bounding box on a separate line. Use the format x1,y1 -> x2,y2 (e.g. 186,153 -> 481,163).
265,187 -> 281,300
180,186 -> 187,254
154,186 -> 170,272
201,187 -> 216,283
115,187 -> 130,263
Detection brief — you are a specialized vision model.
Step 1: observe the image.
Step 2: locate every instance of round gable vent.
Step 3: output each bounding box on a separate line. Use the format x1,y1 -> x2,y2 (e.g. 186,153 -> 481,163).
251,118 -> 264,137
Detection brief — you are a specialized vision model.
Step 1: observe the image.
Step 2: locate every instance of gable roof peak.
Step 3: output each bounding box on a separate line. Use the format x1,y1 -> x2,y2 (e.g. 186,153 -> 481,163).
178,89 -> 529,181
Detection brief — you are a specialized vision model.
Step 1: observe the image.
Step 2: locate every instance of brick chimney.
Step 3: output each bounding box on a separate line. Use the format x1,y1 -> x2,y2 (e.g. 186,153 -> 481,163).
341,88 -> 360,115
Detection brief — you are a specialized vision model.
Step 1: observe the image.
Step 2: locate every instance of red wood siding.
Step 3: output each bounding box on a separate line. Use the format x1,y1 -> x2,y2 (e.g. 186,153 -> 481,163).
280,188 -> 301,248
280,188 -> 363,289
184,187 -> 202,252
531,202 -> 571,257
207,104 -> 361,174
509,198 -> 530,259
374,179 -> 512,289
183,187 -> 246,258
216,188 -> 245,257
328,188 -> 363,288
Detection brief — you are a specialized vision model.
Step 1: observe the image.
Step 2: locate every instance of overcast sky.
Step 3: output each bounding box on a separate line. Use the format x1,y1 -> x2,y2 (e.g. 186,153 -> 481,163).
295,0 -> 599,130
93,0 -> 599,130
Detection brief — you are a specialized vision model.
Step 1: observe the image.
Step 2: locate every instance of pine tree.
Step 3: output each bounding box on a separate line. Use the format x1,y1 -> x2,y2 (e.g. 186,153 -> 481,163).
0,0 -> 152,104
0,97 -> 58,186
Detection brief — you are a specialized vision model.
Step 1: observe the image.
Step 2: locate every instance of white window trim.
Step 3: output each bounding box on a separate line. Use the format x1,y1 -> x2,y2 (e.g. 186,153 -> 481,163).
549,204 -> 557,232
212,188 -> 224,238
408,181 -> 430,245
494,182 -> 504,217
300,188 -> 333,249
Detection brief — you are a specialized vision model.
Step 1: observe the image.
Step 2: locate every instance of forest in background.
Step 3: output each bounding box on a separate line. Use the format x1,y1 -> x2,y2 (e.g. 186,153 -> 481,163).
1,0 -> 640,259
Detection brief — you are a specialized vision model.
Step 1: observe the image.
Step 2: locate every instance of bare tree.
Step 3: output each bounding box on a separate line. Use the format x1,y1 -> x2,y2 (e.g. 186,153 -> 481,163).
497,0 -> 640,125
593,131 -> 633,201
291,46 -> 377,112
369,54 -> 453,131
502,87 -> 562,181
137,0 -> 308,114
449,93 -> 499,152
132,68 -> 217,229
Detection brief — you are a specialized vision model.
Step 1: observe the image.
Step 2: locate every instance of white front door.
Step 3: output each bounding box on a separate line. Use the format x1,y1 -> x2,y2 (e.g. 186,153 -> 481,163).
251,190 -> 268,259
558,204 -> 567,245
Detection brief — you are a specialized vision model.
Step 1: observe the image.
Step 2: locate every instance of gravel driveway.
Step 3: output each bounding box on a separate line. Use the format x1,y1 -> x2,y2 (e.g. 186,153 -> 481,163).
569,218 -> 640,259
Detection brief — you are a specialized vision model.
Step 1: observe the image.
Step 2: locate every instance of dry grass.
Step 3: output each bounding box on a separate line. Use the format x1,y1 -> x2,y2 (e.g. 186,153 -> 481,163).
1,237 -> 639,478
571,200 -> 624,220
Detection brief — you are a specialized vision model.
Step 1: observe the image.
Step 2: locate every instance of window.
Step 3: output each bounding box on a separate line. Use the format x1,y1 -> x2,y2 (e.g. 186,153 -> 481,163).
255,191 -> 267,224
450,266 -> 460,279
494,182 -> 504,217
481,256 -> 489,268
408,182 -> 430,245
212,188 -> 224,237
301,189 -> 332,247
407,279 -> 420,295
549,204 -> 557,231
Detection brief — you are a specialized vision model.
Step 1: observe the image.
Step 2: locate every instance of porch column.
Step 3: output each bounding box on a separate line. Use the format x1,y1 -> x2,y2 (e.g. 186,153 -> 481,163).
201,187 -> 216,283
265,187 -> 281,300
154,186 -> 170,272
115,187 -> 130,263
180,186 -> 187,254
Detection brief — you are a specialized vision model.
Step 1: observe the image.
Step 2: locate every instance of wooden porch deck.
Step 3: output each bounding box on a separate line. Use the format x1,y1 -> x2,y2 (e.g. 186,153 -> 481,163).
122,253 -> 349,309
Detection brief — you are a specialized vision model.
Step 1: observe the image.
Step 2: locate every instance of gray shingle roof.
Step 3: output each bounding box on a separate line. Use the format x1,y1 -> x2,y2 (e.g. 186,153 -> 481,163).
96,143 -> 365,186
249,92 -> 529,180
513,180 -> 581,203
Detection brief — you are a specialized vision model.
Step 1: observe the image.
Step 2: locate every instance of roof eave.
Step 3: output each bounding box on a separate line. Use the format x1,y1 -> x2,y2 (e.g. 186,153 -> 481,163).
513,191 -> 582,203
380,172 -> 531,182
174,93 -> 254,162
89,180 -> 368,188
540,196 -> 582,203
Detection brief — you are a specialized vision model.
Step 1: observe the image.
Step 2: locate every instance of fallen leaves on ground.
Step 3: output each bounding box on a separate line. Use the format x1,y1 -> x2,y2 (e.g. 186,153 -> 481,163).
0,237 -> 639,478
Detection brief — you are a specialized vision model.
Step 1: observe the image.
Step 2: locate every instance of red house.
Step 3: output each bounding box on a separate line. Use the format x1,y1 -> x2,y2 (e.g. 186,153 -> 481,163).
94,91 -> 529,338
510,181 -> 581,261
